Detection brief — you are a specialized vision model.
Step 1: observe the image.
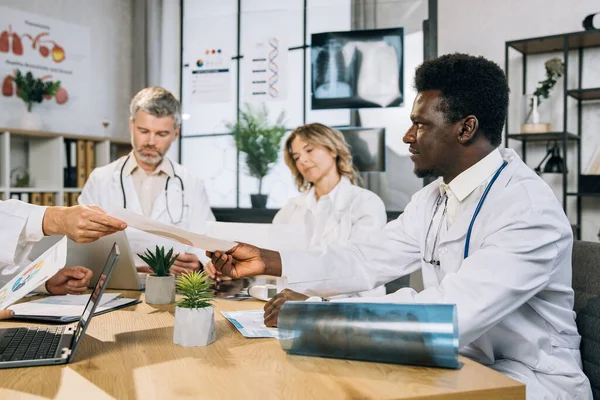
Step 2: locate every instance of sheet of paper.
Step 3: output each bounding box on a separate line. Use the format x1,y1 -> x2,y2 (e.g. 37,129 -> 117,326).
0,236 -> 67,309
207,222 -> 306,252
221,310 -> 281,339
110,209 -> 236,252
10,296 -> 133,318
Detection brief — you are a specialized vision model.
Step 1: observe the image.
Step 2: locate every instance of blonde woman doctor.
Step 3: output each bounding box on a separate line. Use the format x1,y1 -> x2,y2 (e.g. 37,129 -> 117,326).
207,123 -> 387,298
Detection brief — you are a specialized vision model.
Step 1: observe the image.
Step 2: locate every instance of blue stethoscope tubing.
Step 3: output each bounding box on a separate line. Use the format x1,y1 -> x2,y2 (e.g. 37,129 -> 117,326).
119,154 -> 185,224
463,160 -> 508,259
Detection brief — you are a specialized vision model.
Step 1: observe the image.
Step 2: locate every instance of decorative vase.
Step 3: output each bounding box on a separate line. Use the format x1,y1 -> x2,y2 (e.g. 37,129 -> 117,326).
145,274 -> 175,304
173,306 -> 216,347
19,110 -> 42,130
521,94 -> 552,133
250,194 -> 268,208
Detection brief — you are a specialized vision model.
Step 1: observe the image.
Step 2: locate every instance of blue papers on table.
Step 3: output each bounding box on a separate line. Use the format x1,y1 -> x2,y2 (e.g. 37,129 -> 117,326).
221,310 -> 281,339
9,293 -> 140,323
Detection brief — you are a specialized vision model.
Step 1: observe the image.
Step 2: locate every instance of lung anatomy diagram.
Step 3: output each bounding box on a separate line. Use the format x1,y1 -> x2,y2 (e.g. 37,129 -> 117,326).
0,24 -> 69,105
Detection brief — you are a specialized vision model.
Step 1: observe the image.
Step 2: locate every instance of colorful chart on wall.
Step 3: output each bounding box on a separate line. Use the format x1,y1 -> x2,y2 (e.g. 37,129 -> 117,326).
188,46 -> 232,104
243,35 -> 288,103
0,6 -> 91,132
0,236 -> 67,310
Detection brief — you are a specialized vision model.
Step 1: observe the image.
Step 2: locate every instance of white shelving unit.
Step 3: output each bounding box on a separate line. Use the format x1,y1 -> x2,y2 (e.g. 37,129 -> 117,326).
0,128 -> 131,205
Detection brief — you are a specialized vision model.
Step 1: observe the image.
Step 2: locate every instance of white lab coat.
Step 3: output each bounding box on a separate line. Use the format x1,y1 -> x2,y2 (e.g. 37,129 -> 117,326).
0,200 -> 47,267
79,155 -> 216,265
0,200 -> 52,293
273,176 -> 387,298
279,149 -> 592,400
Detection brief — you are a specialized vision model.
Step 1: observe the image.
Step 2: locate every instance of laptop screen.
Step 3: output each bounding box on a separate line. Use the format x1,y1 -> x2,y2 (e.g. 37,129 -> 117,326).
68,243 -> 120,361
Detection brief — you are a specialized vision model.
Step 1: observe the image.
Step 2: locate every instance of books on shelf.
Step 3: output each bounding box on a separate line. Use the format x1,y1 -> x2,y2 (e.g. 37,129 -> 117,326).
69,192 -> 80,206
64,139 -> 96,188
9,192 -> 56,206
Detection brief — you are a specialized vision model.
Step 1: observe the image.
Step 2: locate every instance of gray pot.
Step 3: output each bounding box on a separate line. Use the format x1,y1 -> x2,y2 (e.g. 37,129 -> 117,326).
173,306 -> 216,347
250,194 -> 268,208
145,274 -> 175,304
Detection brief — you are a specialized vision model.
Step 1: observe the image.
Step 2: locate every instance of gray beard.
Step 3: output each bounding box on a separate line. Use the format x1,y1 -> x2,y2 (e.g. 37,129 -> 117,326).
134,148 -> 163,166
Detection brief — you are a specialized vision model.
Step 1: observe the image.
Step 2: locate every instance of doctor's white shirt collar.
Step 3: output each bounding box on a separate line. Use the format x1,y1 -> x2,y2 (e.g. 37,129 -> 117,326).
439,148 -> 503,201
305,176 -> 348,212
123,152 -> 174,178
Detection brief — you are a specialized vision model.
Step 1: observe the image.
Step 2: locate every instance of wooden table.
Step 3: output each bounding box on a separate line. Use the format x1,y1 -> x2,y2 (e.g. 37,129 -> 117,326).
0,292 -> 525,399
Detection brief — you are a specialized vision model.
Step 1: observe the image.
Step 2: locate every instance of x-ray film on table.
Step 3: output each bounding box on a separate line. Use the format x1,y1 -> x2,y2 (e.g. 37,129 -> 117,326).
277,302 -> 460,369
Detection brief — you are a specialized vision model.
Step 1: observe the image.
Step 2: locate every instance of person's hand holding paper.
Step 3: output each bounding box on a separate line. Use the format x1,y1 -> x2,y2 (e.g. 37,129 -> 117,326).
207,243 -> 282,279
204,222 -> 306,281
43,205 -> 127,243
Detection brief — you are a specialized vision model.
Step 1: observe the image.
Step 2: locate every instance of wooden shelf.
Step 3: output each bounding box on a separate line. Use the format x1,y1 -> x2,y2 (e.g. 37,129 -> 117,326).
567,88 -> 600,101
506,132 -> 579,142
63,188 -> 83,193
507,30 -> 600,55
0,127 -> 129,144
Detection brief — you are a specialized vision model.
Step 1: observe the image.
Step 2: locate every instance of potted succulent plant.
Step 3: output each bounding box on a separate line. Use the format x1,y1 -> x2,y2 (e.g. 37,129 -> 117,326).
173,271 -> 216,347
138,246 -> 178,305
227,104 -> 286,208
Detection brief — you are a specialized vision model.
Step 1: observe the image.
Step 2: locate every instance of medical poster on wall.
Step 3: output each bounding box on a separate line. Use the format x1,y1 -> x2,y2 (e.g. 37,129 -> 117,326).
188,46 -> 232,104
0,6 -> 91,130
244,36 -> 288,103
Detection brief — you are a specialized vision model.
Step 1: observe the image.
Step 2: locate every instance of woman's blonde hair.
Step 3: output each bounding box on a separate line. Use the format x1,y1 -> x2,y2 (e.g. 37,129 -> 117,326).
284,123 -> 359,192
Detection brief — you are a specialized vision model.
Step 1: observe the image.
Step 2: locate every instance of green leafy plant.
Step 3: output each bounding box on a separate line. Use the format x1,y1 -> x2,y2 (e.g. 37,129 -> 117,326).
526,58 -> 565,122
11,70 -> 61,112
137,246 -> 178,277
176,271 -> 214,309
226,104 -> 286,195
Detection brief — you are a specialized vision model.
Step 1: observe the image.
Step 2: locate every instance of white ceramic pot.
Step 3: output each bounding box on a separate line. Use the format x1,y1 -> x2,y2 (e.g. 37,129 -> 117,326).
19,110 -> 42,130
173,306 -> 216,347
145,274 -> 175,304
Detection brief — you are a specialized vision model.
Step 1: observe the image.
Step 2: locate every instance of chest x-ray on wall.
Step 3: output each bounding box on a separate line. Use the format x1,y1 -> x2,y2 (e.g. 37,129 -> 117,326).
311,28 -> 404,110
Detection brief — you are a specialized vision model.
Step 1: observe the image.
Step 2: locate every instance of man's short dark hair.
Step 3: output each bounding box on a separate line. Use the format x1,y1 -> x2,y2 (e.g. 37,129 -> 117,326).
414,53 -> 509,147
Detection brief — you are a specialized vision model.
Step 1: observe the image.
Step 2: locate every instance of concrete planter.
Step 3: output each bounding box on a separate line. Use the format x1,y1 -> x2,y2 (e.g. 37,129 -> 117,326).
145,274 -> 175,304
173,306 -> 216,347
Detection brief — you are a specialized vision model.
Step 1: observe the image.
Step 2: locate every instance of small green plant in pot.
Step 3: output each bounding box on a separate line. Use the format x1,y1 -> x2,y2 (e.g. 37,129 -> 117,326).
138,246 -> 178,305
173,271 -> 216,347
227,104 -> 286,208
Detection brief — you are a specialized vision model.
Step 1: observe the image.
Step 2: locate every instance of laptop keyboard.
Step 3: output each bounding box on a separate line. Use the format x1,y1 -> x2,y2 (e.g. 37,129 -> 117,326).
0,327 -> 65,362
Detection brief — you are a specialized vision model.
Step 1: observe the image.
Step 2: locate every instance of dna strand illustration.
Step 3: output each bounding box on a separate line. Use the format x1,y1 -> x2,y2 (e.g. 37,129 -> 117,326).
268,37 -> 279,98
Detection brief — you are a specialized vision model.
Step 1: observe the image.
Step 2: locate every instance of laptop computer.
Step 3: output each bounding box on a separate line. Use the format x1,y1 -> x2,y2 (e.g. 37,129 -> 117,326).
0,243 -> 120,368
30,232 -> 142,291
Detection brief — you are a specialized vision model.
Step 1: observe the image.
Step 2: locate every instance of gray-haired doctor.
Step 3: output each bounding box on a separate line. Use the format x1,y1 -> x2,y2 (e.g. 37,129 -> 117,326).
79,87 -> 215,275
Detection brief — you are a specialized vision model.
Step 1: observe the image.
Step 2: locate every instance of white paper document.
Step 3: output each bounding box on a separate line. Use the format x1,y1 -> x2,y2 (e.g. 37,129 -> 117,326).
110,209 -> 236,252
221,310 -> 281,339
207,222 -> 306,252
9,294 -> 134,318
0,237 -> 67,310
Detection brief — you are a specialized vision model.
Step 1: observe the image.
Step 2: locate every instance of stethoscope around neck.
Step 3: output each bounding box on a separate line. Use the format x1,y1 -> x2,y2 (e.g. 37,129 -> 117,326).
424,160 -> 508,265
119,154 -> 186,224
